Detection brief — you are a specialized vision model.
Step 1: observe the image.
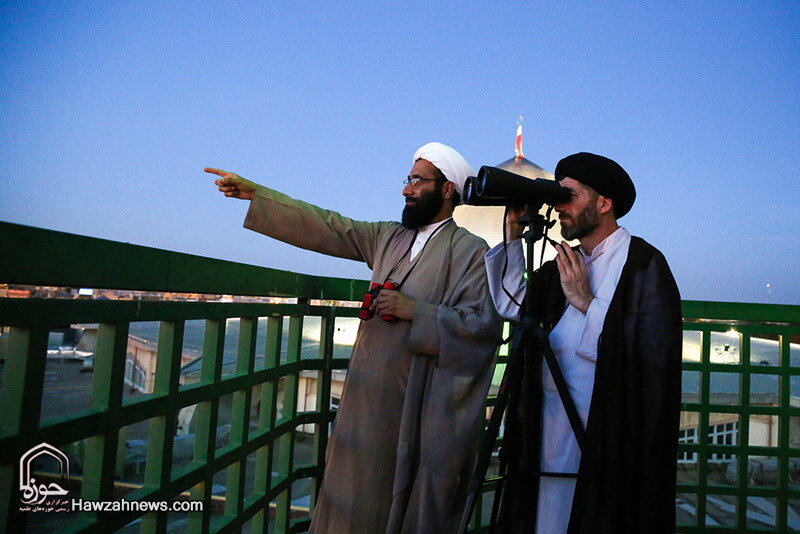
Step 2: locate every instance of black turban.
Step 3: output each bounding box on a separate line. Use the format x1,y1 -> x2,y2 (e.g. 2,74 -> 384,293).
554,152 -> 636,218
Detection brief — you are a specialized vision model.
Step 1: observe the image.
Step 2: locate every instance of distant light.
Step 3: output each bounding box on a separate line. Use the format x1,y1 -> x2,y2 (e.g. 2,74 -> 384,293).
78,288 -> 94,296
726,327 -> 738,336
766,283 -> 771,288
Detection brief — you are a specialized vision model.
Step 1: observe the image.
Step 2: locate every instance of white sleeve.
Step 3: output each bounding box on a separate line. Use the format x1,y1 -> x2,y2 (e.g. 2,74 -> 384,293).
574,296 -> 609,362
484,239 -> 526,321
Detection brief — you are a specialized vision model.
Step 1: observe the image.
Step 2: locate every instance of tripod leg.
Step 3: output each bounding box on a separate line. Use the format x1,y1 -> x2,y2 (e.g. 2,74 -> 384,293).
524,319 -> 543,530
459,325 -> 526,534
488,357 -> 525,534
535,328 -> 586,450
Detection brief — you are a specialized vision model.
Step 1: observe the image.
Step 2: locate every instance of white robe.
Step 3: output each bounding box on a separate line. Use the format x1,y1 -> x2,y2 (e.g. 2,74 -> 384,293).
484,227 -> 631,533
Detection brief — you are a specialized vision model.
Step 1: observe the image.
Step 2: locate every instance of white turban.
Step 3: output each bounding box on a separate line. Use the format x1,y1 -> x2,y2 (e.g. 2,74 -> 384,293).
413,142 -> 475,203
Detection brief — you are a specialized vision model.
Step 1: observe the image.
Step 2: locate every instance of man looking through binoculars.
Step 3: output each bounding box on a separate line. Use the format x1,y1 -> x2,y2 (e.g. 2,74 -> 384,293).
485,152 -> 682,533
206,142 -> 501,534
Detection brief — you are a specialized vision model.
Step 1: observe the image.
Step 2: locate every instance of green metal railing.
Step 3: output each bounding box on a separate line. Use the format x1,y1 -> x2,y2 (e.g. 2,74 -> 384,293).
0,222 -> 368,533
2,221 -> 800,533
676,302 -> 800,532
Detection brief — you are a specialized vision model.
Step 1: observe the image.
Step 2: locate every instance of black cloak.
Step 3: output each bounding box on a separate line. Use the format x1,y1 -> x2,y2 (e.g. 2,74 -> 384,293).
495,236 -> 683,533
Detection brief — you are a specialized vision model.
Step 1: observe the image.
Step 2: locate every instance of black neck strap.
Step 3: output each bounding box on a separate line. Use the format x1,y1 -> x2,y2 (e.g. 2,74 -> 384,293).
384,218 -> 452,289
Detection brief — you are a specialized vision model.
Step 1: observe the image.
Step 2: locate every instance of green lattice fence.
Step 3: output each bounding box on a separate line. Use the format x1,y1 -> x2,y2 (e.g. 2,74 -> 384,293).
676,301 -> 800,532
2,221 -> 800,533
0,222 -> 367,533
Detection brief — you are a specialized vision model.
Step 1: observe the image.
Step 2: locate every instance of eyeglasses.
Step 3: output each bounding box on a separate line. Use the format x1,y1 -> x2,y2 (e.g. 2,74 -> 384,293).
403,176 -> 447,186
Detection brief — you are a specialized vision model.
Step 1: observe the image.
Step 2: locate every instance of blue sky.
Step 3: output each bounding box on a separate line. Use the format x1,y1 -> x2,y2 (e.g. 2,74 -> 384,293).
1,1 -> 798,304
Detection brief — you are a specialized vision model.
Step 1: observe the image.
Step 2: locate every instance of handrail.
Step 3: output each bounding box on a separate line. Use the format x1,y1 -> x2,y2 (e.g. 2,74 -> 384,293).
3,221 -> 800,533
5,221 -> 798,318
682,299 -> 800,324
0,221 -> 370,300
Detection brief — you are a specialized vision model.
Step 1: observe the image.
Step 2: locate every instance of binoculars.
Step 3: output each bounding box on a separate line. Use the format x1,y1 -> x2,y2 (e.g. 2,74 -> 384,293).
359,281 -> 398,322
463,166 -> 570,207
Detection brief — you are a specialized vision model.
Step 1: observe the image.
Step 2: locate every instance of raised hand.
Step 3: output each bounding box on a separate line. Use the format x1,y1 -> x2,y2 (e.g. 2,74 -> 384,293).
505,205 -> 528,242
555,241 -> 593,314
204,167 -> 258,200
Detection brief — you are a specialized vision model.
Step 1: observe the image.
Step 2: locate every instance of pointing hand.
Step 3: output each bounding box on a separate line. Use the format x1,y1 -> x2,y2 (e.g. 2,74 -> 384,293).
204,167 -> 257,200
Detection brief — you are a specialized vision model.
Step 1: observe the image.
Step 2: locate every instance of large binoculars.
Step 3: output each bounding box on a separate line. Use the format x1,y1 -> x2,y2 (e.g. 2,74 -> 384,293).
359,281 -> 398,322
463,166 -> 571,207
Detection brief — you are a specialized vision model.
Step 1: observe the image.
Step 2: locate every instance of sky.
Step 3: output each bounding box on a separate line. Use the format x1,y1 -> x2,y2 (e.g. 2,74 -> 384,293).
1,1 -> 798,305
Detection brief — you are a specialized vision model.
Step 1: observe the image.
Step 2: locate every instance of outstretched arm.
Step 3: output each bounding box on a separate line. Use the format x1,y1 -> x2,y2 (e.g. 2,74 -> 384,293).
204,166 -> 389,267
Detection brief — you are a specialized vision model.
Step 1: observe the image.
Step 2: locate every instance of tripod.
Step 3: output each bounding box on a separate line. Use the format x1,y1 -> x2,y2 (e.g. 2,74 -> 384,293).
459,206 -> 587,533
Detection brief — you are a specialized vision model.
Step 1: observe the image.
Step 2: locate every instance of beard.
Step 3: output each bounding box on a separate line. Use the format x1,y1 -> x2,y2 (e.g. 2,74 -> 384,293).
560,204 -> 600,240
401,186 -> 444,229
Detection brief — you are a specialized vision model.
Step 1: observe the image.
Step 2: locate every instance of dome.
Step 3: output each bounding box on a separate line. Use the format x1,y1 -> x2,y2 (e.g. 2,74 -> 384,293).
453,124 -> 566,255
495,155 -> 554,181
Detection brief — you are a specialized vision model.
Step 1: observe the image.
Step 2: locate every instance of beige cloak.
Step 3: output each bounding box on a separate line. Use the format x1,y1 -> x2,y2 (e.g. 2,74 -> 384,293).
244,186 -> 502,533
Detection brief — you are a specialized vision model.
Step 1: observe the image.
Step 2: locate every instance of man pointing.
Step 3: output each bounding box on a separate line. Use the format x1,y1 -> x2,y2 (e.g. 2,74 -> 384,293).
206,142 -> 501,533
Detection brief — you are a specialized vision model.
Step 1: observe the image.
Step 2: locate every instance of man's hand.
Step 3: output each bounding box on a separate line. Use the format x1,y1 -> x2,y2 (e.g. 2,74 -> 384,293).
555,241 -> 593,314
371,289 -> 416,321
205,167 -> 258,200
505,206 -> 528,242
